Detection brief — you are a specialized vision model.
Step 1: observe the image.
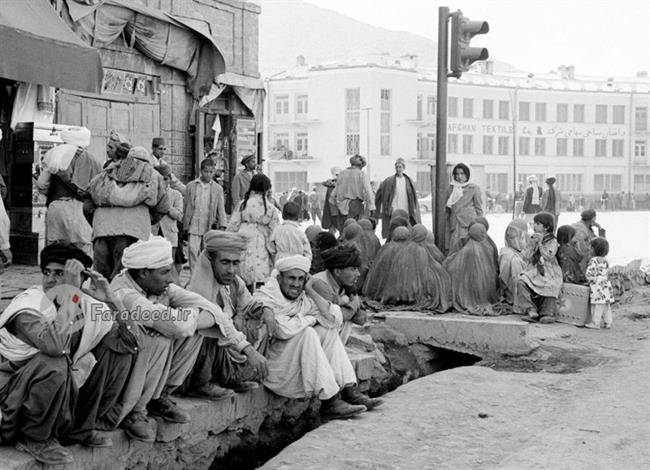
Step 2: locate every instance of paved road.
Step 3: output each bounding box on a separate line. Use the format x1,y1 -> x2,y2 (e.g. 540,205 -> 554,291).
263,290 -> 650,470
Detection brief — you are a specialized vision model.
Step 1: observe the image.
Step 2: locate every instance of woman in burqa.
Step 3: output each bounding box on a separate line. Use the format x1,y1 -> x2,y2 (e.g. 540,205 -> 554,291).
363,226 -> 411,301
443,223 -> 499,315
498,219 -> 530,305
390,224 -> 451,311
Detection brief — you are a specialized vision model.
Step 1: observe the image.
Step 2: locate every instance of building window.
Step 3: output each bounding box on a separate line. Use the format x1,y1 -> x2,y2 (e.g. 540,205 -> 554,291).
418,133 -> 435,160
275,95 -> 289,115
519,101 -> 530,121
498,100 -> 509,120
573,138 -> 584,157
486,173 -> 508,194
634,140 -> 646,157
574,104 -> 585,123
462,135 -> 473,154
519,137 -> 530,156
483,99 -> 493,119
345,88 -> 360,156
295,132 -> 308,156
380,89 -> 391,156
427,96 -> 435,115
555,138 -> 567,157
295,94 -> 308,116
417,94 -> 423,120
448,97 -> 458,118
462,98 -> 473,118
556,103 -> 568,122
534,137 -> 546,156
273,132 -> 289,151
595,139 -> 607,157
595,105 -> 608,124
635,106 -> 647,131
535,103 -> 546,122
557,174 -> 583,192
634,174 -> 650,193
594,174 -> 622,192
498,136 -> 509,155
483,135 -> 494,154
613,105 -> 625,124
274,171 -> 308,192
612,139 -> 624,157
448,134 -> 458,153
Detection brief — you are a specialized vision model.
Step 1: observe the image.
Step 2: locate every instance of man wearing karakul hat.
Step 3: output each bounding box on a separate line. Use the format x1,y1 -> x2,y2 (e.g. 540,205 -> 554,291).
109,236 -> 249,441
185,230 -> 269,398
252,255 -> 367,419
374,157 -> 421,239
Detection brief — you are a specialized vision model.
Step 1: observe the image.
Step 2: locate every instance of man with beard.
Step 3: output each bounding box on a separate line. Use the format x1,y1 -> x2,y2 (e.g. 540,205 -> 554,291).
253,255 -> 367,419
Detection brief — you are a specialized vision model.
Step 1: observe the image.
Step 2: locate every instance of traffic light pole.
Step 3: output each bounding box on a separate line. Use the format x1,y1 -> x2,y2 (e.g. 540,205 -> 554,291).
433,6 -> 449,252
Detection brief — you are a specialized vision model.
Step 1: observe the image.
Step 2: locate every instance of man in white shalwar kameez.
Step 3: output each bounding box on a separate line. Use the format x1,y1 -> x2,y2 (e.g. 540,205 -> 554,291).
253,255 -> 367,419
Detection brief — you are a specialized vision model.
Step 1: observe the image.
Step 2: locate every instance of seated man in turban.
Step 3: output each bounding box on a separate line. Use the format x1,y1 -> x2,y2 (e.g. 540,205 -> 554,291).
109,237 -> 245,442
185,231 -> 269,398
0,243 -> 138,465
253,255 -> 367,419
309,245 -> 383,410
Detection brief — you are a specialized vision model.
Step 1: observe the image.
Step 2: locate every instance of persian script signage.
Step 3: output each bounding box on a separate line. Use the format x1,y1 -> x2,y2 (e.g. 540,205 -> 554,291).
448,121 -> 627,138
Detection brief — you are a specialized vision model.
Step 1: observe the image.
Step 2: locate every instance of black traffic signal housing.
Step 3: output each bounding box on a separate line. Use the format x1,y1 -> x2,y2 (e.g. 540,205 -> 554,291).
449,11 -> 489,78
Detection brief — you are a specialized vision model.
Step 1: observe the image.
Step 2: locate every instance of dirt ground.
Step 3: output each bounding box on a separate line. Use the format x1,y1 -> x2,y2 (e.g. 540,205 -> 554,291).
262,288 -> 650,470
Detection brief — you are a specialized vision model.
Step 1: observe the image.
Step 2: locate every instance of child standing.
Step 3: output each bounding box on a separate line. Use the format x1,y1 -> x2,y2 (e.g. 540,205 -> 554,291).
584,237 -> 613,329
269,201 -> 312,261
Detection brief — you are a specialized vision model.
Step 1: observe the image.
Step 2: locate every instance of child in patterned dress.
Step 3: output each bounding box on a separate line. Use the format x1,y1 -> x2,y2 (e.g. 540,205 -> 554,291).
584,237 -> 613,329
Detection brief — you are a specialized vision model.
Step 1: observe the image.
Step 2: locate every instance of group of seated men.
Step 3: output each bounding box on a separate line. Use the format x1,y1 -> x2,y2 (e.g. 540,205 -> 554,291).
0,231 -> 381,465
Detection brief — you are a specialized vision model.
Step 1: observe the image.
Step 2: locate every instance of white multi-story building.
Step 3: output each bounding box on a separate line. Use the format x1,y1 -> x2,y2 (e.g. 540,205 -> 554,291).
264,55 -> 650,204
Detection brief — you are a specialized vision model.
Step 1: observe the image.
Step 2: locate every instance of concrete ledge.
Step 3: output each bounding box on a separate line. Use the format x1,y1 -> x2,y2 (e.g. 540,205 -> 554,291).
0,353 -> 377,470
2,388 -> 316,470
379,312 -> 538,357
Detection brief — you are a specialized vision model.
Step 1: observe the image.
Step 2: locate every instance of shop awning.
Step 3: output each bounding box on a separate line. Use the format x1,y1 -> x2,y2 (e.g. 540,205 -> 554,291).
0,0 -> 102,93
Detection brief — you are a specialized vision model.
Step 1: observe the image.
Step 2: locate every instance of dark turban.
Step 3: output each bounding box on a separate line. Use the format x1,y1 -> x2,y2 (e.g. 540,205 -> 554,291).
321,245 -> 362,270
581,208 -> 596,221
40,242 -> 92,272
316,232 -> 338,251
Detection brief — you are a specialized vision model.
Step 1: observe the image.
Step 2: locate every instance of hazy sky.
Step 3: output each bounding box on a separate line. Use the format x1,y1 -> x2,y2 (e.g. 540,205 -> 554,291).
298,0 -> 649,77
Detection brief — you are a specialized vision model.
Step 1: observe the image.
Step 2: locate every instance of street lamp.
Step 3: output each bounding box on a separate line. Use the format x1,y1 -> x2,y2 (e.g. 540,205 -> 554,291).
361,107 -> 372,180
509,73 -> 534,218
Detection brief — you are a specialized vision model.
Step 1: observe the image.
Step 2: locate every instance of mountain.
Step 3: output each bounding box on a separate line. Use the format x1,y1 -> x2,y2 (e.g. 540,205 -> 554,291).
258,0 -> 519,77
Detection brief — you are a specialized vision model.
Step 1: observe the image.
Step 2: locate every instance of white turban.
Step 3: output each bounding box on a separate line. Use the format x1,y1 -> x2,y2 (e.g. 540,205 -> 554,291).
42,144 -> 78,172
275,255 -> 311,274
61,127 -> 91,148
122,236 -> 173,270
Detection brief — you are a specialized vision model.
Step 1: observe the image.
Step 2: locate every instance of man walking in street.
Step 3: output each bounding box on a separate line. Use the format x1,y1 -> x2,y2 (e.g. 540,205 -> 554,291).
523,175 -> 542,227
331,155 -> 375,230
183,158 -> 227,273
308,186 -> 322,224
88,146 -> 170,280
541,176 -> 562,230
231,153 -> 256,211
37,127 -> 101,255
374,158 -> 421,239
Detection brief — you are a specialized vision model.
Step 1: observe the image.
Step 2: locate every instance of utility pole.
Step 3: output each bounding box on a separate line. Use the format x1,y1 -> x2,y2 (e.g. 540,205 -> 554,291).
433,6 -> 449,251
433,8 -> 489,252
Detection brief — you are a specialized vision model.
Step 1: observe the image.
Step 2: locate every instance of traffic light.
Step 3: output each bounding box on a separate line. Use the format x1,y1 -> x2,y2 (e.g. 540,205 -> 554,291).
449,11 -> 489,77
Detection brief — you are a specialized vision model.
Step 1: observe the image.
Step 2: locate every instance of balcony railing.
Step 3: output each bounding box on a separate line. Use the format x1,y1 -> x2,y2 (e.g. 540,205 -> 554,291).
268,149 -> 315,160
